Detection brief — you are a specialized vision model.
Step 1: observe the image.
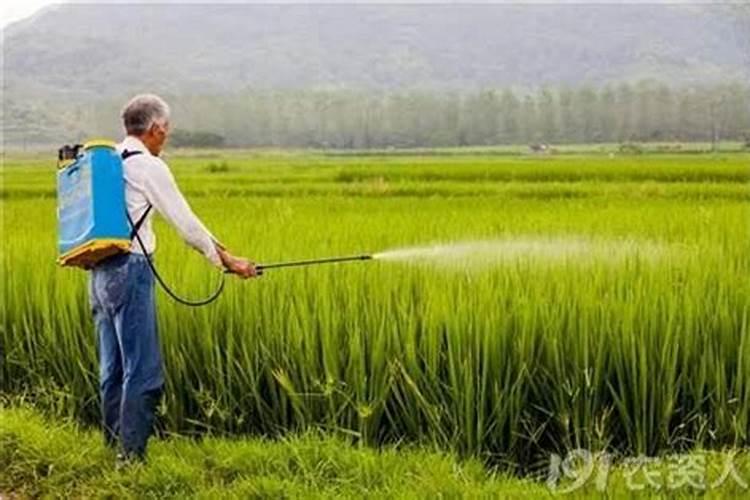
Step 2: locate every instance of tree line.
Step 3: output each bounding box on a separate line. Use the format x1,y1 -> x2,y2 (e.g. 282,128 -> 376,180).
79,80 -> 750,149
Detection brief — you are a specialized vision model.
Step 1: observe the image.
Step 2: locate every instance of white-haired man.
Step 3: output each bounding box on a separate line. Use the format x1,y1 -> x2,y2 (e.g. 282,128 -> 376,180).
88,94 -> 257,465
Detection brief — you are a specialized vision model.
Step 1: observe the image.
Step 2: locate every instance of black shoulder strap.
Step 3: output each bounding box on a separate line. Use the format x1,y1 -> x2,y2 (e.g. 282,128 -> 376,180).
128,205 -> 153,240
121,149 -> 143,160
121,149 -> 152,240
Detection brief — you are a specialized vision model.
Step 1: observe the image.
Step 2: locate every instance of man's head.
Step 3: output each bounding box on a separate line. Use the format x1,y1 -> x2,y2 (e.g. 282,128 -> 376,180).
121,94 -> 171,156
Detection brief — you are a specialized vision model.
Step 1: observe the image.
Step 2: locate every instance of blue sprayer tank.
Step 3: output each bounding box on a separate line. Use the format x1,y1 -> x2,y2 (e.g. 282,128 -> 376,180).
57,140 -> 132,268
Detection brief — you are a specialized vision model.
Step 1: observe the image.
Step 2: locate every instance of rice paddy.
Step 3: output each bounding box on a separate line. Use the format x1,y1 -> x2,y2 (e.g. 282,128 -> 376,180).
1,149 -> 748,472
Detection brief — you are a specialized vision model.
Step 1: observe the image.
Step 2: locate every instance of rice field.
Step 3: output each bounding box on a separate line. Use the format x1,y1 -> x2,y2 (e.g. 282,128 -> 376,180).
1,149 -> 749,471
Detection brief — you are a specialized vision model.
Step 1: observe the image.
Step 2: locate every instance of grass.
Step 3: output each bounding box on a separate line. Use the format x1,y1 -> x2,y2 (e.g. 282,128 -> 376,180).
1,406 -> 748,498
0,405 -> 536,498
1,149 -> 748,474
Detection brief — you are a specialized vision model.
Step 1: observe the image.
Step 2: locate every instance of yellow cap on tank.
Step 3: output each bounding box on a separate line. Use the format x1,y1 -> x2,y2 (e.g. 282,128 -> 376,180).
83,139 -> 116,150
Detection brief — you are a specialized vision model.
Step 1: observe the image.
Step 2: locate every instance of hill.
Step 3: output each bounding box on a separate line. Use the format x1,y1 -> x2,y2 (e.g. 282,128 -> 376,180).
3,3 -> 748,147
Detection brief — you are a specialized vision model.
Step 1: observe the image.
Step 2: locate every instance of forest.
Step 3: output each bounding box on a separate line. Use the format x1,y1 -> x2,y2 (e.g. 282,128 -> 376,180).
82,81 -> 750,149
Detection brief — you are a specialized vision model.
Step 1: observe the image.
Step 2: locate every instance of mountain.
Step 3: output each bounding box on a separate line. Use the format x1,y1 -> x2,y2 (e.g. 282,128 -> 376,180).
3,3 -> 748,147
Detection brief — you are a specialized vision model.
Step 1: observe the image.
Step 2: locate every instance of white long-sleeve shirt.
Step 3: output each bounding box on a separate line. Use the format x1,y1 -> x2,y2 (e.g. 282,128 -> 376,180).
116,136 -> 223,267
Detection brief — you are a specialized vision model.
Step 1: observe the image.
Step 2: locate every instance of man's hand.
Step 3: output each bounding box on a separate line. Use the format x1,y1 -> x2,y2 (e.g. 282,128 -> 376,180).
217,247 -> 260,279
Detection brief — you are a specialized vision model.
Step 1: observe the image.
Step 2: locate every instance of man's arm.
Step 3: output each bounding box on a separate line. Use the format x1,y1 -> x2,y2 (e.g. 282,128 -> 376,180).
143,158 -> 258,278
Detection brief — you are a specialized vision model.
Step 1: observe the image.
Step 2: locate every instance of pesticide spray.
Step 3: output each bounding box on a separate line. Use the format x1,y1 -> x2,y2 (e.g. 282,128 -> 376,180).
370,237 -> 667,268
263,236 -> 667,272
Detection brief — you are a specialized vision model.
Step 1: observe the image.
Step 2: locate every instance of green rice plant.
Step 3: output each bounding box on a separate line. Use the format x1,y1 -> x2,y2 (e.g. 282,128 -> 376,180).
1,151 -> 748,470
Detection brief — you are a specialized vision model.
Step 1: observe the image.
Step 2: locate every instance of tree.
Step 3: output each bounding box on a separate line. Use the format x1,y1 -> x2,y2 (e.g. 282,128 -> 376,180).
497,89 -> 521,144
598,85 -> 617,143
558,87 -> 576,143
537,87 -> 558,143
654,85 -> 675,141
575,86 -> 599,143
520,93 -> 538,143
615,83 -> 635,142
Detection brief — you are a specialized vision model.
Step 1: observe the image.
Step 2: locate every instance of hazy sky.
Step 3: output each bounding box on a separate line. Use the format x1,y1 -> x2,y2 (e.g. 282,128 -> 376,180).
1,0 -> 56,28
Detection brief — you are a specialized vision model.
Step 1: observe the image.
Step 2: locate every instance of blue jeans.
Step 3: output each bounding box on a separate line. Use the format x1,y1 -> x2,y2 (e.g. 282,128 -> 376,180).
89,252 -> 164,458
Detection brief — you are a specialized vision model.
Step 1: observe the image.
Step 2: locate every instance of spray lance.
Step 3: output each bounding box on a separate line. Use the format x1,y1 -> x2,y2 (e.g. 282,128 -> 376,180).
255,254 -> 373,271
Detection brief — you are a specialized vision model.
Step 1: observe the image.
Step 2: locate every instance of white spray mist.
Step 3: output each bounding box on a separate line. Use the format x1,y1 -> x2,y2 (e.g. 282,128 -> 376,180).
372,236 -> 667,269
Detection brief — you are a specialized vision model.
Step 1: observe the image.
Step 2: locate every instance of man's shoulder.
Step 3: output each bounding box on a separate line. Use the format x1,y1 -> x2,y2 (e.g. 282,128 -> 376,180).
121,156 -> 172,193
116,138 -> 168,166
117,148 -> 168,169
148,155 -> 171,172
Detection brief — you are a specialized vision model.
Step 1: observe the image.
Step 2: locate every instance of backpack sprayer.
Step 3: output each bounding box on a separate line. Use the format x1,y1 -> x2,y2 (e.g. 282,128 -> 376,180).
57,141 -> 373,306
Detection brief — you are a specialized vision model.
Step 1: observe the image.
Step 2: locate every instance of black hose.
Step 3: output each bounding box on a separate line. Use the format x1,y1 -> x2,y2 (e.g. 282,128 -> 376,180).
127,212 -> 225,307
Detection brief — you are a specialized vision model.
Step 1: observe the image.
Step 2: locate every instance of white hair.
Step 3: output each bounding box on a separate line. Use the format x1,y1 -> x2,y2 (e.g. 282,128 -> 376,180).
121,94 -> 171,136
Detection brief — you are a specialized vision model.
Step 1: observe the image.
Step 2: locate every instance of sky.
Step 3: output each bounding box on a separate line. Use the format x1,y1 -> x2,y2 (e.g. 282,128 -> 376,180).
1,0 -> 57,28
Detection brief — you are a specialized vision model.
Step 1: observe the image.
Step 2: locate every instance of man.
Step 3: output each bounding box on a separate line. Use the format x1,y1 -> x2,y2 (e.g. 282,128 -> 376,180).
88,94 -> 257,464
